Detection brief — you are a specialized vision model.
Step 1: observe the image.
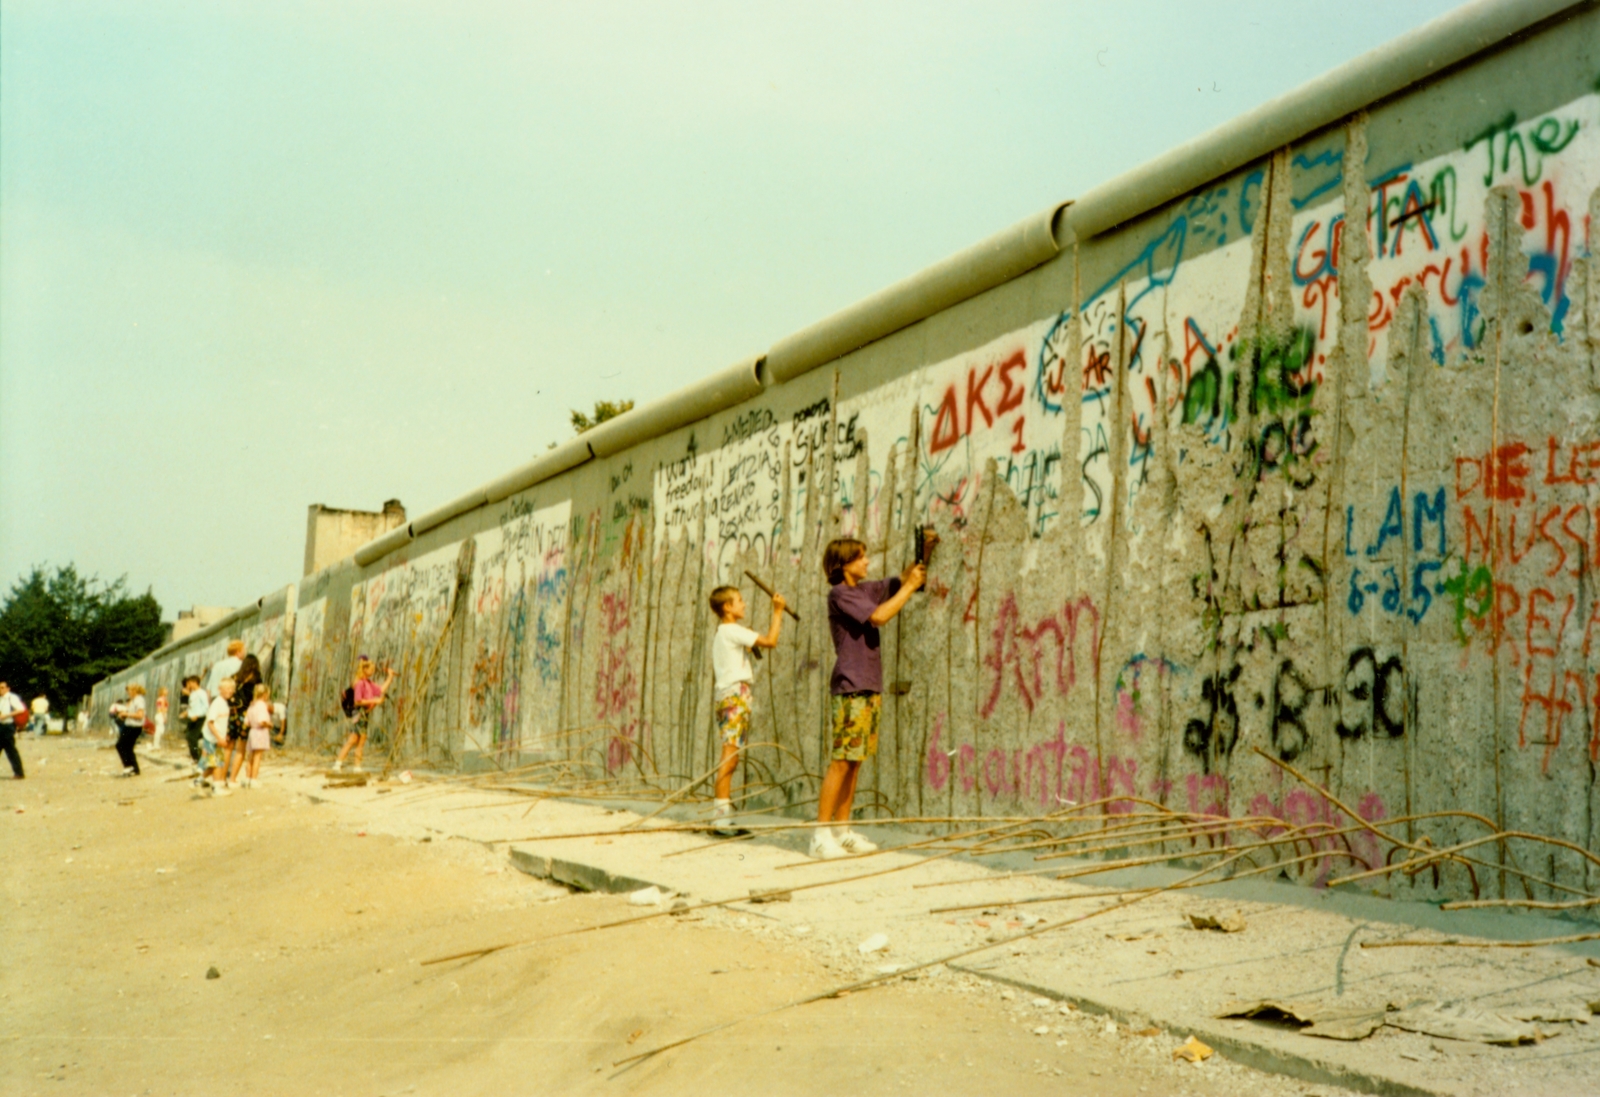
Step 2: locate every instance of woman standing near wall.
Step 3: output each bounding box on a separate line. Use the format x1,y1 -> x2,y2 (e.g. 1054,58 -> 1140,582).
112,684 -> 147,776
225,654 -> 262,786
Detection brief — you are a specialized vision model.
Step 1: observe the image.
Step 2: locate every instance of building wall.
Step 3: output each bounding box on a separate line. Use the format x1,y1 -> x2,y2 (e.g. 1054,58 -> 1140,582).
95,7 -> 1600,906
303,501 -> 406,576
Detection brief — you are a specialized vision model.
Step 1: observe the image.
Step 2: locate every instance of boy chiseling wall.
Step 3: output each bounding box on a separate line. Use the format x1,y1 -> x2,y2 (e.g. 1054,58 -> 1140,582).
812,538 -> 924,859
708,584 -> 786,834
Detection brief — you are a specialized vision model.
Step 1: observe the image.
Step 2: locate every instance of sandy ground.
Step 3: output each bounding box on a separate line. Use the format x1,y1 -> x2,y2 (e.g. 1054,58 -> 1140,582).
0,736 -> 1371,1097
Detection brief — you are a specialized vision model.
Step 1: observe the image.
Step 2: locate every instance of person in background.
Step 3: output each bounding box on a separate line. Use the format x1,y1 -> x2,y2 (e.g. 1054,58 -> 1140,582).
0,682 -> 26,779
225,653 -> 262,786
112,683 -> 147,776
30,694 -> 49,737
204,640 -> 244,698
153,688 -> 168,750
242,684 -> 273,788
200,677 -> 233,795
333,657 -> 395,773
181,676 -> 209,771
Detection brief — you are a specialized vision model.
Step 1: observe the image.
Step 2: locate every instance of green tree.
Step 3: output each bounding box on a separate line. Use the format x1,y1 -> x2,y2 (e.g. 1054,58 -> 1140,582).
570,399 -> 634,434
0,565 -> 164,712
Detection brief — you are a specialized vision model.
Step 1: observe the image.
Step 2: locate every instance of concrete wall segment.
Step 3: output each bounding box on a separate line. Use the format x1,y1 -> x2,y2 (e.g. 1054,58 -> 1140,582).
88,10 -> 1600,908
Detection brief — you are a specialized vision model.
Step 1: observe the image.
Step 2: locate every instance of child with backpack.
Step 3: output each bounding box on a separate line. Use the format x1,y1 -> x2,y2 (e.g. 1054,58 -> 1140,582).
333,657 -> 395,773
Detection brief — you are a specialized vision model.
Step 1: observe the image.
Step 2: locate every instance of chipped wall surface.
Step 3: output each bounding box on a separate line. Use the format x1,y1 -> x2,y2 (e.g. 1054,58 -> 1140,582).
95,11 -> 1600,905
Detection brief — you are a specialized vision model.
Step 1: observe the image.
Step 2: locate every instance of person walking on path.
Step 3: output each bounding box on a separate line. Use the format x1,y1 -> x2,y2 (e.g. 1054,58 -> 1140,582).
224,654 -> 262,785
180,676 -> 208,770
811,538 -> 923,859
242,685 -> 273,788
0,682 -> 26,778
153,688 -> 168,750
29,694 -> 49,737
111,684 -> 147,776
333,657 -> 395,773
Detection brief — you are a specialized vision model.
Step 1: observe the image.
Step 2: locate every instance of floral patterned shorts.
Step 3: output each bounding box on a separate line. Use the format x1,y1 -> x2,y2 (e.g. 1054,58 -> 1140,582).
829,692 -> 880,762
715,682 -> 752,748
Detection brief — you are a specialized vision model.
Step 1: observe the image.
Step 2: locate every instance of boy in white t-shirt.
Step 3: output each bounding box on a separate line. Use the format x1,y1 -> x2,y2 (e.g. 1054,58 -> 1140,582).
707,584 -> 786,834
200,677 -> 235,796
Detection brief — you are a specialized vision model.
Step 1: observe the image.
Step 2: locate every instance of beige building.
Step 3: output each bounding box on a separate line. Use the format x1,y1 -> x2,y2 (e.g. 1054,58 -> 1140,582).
168,605 -> 233,644
303,500 -> 406,576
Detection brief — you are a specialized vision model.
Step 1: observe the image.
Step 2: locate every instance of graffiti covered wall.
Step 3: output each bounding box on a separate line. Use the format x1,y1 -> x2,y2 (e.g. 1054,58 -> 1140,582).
94,9 -> 1600,906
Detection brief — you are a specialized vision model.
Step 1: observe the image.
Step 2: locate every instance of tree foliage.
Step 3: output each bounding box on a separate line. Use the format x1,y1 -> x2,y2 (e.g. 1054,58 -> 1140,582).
0,565 -> 164,711
570,399 -> 634,434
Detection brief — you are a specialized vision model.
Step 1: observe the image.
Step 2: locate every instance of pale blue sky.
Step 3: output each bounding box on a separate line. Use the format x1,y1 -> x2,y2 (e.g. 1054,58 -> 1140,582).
0,0 -> 1463,616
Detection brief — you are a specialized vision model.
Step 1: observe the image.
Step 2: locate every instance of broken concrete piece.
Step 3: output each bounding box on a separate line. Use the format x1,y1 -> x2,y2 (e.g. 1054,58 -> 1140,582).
1187,911 -> 1247,933
1387,1002 -> 1541,1046
627,886 -> 662,906
858,933 -> 889,954
1173,1035 -> 1213,1062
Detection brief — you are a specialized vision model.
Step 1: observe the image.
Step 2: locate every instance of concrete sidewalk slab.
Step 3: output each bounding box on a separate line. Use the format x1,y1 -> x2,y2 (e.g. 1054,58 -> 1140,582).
262,762 -> 1600,1097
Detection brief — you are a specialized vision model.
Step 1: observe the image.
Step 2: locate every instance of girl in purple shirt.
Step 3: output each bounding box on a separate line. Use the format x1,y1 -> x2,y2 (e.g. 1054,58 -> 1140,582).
812,538 -> 924,859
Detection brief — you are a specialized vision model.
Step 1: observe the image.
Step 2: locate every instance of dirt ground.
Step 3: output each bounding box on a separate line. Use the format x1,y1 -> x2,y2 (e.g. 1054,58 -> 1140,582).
2,737 -> 1362,1097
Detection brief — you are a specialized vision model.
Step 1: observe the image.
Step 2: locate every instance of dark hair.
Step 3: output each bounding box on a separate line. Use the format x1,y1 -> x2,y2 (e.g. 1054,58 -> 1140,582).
182,675 -> 200,688
709,585 -> 739,618
822,538 -> 867,585
236,653 -> 262,688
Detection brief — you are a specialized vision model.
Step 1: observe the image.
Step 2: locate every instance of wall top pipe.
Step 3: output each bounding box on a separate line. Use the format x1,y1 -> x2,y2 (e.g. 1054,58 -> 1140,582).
1060,0 -> 1582,241
583,356 -> 766,458
352,521 -> 415,568
764,203 -> 1067,386
482,436 -> 594,506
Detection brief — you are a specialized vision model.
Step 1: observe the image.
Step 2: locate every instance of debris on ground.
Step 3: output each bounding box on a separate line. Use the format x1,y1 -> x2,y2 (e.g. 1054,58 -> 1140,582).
627,886 -> 662,906
858,933 -> 889,954
1187,911 -> 1247,933
1173,1035 -> 1213,1062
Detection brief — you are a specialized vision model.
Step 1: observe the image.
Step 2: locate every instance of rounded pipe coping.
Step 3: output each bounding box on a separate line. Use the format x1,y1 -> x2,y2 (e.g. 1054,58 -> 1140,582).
764,202 -> 1067,386
482,437 -> 594,505
1061,0 -> 1581,241
410,488 -> 491,538
352,522 -> 415,567
583,356 -> 767,458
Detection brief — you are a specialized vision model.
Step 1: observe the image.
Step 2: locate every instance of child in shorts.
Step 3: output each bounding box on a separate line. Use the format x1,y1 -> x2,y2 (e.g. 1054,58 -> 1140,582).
243,684 -> 273,788
812,538 -> 923,859
708,584 -> 786,834
201,677 -> 234,796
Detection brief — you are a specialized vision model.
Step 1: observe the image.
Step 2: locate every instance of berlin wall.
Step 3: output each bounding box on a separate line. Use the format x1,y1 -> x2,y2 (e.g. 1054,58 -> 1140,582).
94,1 -> 1600,907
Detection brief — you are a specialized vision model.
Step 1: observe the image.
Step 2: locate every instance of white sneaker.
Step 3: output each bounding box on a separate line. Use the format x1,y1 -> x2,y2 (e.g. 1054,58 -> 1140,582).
212,786 -> 231,797
711,801 -> 740,835
838,830 -> 878,853
332,760 -> 343,772
808,829 -> 848,860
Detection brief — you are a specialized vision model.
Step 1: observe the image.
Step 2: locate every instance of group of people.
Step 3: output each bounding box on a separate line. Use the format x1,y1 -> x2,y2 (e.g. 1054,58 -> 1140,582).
710,535 -> 925,859
28,538 -> 904,835
97,640 -> 395,789
100,639 -> 279,789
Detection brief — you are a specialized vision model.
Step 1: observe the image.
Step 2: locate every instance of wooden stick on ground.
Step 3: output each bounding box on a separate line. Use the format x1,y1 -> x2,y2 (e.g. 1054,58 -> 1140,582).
1361,931 -> 1600,949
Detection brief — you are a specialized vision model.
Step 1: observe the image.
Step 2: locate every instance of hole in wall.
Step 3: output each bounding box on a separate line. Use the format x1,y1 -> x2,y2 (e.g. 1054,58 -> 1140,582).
1518,319 -> 1535,335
